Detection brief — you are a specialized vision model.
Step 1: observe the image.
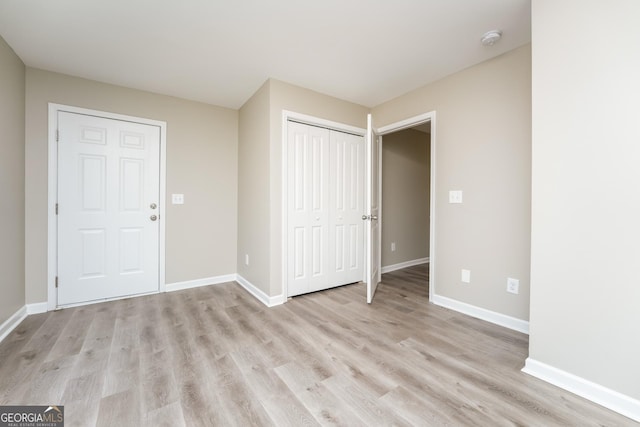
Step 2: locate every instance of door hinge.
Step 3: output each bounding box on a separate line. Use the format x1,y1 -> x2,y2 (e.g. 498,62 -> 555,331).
56,129 -> 59,142
55,276 -> 58,288
55,203 -> 58,215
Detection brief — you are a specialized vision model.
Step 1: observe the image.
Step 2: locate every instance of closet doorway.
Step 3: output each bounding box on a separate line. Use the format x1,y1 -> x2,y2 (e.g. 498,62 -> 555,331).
283,114 -> 366,297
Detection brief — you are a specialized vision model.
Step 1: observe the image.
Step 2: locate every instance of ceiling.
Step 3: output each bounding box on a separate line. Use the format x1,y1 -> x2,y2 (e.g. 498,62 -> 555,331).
0,0 -> 530,109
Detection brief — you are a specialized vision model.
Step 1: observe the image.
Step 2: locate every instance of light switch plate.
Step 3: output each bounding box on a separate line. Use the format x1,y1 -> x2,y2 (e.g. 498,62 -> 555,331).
172,194 -> 184,205
449,190 -> 463,204
461,269 -> 471,283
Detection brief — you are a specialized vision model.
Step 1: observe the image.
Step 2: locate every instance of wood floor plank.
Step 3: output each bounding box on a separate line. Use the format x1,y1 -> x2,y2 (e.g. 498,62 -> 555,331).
0,267 -> 635,426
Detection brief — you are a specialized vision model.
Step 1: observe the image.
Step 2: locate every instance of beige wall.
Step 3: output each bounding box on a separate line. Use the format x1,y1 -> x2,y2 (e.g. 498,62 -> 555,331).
268,79 -> 369,296
381,129 -> 430,267
25,68 -> 238,303
0,36 -> 25,324
373,44 -> 531,321
530,1 -> 640,400
237,81 -> 271,293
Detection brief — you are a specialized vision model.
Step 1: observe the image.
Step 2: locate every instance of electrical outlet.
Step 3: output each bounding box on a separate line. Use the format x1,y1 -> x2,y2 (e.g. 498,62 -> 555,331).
507,277 -> 519,294
245,254 -> 249,266
449,190 -> 463,204
461,269 -> 471,283
391,242 -> 396,252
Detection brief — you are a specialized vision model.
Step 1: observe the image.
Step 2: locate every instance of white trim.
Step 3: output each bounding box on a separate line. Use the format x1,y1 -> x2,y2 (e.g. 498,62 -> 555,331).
165,274 -> 236,292
235,275 -> 286,307
523,358 -> 640,423
381,257 -> 429,274
0,306 -> 28,343
281,110 -> 367,300
432,294 -> 529,334
56,291 -> 158,310
377,112 -> 434,135
283,111 -> 366,136
47,103 -> 167,309
26,302 -> 48,315
375,111 -> 436,303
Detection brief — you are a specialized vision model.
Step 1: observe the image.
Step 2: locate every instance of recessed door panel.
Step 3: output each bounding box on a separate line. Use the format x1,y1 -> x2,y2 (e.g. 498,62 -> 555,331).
335,224 -> 345,272
120,227 -> 144,274
80,126 -> 107,145
294,227 -> 306,279
120,131 -> 145,149
79,155 -> 106,212
294,132 -> 307,212
120,158 -> 144,212
79,228 -> 106,278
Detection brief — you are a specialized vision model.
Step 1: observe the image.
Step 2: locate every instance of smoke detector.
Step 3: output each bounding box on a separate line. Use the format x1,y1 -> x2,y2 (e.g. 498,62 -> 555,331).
481,30 -> 502,46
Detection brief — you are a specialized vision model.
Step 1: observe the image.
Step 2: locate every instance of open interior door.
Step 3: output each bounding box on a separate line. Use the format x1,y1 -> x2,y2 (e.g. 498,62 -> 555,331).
365,114 -> 381,303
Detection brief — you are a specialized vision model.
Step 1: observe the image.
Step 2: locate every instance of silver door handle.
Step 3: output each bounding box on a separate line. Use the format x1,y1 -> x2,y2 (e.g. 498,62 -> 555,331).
362,215 -> 369,220
150,203 -> 157,209
371,215 -> 378,221
150,215 -> 157,221
362,215 -> 378,221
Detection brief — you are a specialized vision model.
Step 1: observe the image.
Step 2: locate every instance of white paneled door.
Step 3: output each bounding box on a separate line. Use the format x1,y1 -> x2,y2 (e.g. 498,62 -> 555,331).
329,130 -> 365,287
57,111 -> 161,306
365,114 -> 381,303
287,121 -> 365,297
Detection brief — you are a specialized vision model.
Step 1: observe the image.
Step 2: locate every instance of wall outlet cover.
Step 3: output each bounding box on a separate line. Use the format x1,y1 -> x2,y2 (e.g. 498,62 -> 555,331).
507,277 -> 519,294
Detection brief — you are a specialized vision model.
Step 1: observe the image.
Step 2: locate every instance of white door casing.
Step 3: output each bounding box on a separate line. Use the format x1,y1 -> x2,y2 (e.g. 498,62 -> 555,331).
286,121 -> 365,297
56,110 -> 162,306
366,113 -> 381,304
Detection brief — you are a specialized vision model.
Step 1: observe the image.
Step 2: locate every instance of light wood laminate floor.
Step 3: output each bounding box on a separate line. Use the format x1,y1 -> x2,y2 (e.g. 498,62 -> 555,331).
0,264 -> 635,426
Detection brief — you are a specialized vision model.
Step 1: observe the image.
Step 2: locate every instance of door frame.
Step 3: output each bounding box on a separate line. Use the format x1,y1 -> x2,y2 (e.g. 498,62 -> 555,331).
47,103 -> 167,310
281,110 -> 366,299
377,111 -> 436,302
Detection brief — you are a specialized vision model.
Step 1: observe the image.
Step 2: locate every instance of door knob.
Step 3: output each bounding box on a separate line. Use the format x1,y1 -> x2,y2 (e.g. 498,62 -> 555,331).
362,215 -> 369,220
150,203 -> 157,209
150,215 -> 157,221
371,215 -> 378,221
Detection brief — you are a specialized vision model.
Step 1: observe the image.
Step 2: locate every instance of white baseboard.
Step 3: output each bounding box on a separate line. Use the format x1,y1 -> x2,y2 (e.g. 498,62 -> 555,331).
165,274 -> 236,292
0,306 -> 28,343
27,302 -> 48,314
432,294 -> 529,334
523,358 -> 640,423
381,257 -> 429,274
235,275 -> 286,307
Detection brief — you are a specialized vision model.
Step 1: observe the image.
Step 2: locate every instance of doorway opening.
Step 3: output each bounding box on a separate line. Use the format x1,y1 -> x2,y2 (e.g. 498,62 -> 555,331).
376,112 -> 436,302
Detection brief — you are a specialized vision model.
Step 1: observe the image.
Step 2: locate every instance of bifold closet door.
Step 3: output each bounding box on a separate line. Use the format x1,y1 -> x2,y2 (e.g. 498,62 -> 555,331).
287,122 -> 330,296
329,130 -> 365,287
287,121 -> 364,297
